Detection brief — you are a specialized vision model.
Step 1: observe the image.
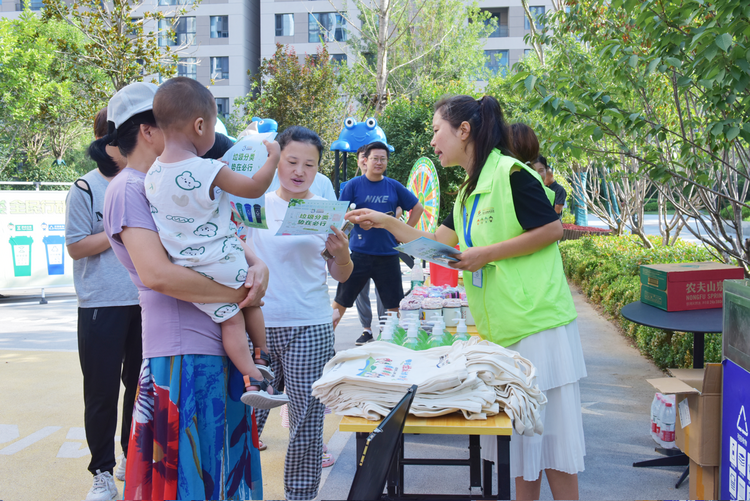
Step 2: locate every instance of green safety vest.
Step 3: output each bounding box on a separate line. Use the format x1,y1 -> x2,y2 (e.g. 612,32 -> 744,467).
453,149 -> 577,347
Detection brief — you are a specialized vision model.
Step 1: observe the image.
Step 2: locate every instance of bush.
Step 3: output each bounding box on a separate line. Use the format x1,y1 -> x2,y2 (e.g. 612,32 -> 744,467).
643,198 -> 676,212
559,235 -> 721,369
719,204 -> 750,221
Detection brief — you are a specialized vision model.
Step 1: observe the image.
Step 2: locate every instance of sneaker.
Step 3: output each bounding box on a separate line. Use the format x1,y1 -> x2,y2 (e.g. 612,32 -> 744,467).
355,331 -> 374,345
114,458 -> 126,481
86,470 -> 118,501
322,452 -> 336,468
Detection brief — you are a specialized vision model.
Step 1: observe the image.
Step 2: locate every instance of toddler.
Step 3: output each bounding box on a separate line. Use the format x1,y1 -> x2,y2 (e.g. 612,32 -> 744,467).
146,77 -> 288,409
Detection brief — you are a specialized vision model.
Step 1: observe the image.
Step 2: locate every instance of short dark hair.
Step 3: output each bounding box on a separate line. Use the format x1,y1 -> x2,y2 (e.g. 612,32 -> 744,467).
277,126 -> 324,165
536,155 -> 551,171
356,144 -> 368,156
153,77 -> 216,131
510,123 -> 539,165
364,141 -> 389,159
94,107 -> 108,139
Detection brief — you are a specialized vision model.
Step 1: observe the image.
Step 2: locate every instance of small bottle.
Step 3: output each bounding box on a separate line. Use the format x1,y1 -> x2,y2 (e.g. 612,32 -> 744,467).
402,322 -> 419,350
410,259 -> 425,287
454,318 -> 470,342
379,322 -> 395,343
430,315 -> 447,347
660,398 -> 676,447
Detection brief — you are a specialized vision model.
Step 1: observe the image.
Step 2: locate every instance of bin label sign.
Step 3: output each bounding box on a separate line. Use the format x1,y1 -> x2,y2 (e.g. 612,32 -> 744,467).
0,190 -> 72,289
722,360 -> 750,500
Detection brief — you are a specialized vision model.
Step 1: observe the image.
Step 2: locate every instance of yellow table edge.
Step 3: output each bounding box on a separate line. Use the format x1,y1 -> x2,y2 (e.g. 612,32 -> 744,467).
339,412 -> 513,436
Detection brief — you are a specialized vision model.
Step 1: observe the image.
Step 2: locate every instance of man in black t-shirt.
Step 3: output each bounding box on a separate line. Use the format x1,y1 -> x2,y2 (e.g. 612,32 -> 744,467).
533,155 -> 566,217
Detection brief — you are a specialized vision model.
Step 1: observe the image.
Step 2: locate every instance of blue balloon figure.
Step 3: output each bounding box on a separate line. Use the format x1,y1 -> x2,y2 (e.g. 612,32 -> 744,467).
330,117 -> 394,153
251,116 -> 278,133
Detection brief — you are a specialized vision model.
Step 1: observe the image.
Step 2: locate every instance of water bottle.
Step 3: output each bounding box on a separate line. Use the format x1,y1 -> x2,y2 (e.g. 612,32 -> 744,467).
660,400 -> 676,448
402,322 -> 420,350
454,318 -> 470,342
650,393 -> 661,441
410,258 -> 425,287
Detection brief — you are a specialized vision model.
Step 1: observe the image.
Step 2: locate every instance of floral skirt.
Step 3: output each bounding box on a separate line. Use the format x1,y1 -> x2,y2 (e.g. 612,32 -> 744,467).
124,355 -> 263,500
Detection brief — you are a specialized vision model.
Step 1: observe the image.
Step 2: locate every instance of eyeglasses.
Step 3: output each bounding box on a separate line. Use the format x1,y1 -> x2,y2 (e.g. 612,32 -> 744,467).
370,157 -> 387,164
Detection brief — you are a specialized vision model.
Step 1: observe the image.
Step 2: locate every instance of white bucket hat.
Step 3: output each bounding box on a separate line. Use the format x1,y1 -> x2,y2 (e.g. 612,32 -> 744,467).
107,82 -> 158,144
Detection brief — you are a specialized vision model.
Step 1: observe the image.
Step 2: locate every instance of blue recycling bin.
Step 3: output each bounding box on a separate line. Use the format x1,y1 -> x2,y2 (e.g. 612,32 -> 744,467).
42,235 -> 65,275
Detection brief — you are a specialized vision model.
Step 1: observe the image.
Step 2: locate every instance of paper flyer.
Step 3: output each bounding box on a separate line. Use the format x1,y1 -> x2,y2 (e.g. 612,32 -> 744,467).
222,131 -> 277,231
394,237 -> 461,268
275,198 -> 350,236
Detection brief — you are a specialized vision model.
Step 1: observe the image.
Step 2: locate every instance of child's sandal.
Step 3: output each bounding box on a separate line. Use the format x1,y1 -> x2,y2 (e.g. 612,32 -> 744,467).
253,348 -> 275,380
242,376 -> 289,409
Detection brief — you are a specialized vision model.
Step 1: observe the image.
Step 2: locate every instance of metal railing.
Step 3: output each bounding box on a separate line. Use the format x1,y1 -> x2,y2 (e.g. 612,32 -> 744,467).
0,181 -> 72,190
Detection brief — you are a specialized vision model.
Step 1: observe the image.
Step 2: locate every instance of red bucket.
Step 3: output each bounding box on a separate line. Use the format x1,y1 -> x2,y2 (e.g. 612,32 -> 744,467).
429,262 -> 458,287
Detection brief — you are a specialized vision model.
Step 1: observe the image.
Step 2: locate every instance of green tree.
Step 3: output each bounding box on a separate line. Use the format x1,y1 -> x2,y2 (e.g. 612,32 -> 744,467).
42,0 -> 196,93
230,44 -> 354,178
509,0 -> 750,270
334,0 -> 491,114
0,12 -> 105,176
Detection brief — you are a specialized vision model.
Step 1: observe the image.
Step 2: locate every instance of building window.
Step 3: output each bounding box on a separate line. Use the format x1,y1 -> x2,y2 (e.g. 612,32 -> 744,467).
211,57 -> 229,80
158,0 -> 191,5
158,17 -> 196,47
485,50 -> 509,76
308,13 -> 346,43
524,6 -> 545,30
330,54 -> 347,64
524,49 -> 533,58
482,8 -> 508,38
216,98 -> 230,118
210,16 -> 229,38
16,0 -> 43,10
177,57 -> 197,80
275,14 -> 294,37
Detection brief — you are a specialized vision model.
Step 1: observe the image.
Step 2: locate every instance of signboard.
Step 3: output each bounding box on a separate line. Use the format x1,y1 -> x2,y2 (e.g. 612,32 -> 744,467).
721,359 -> 750,500
0,190 -> 73,290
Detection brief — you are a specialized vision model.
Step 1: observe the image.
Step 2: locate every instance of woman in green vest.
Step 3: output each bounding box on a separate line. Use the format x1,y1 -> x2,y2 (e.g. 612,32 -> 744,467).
346,95 -> 586,500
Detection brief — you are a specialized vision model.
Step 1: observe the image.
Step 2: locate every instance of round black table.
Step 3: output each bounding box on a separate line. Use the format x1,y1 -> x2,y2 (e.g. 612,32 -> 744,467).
620,301 -> 723,369
621,301 -> 723,484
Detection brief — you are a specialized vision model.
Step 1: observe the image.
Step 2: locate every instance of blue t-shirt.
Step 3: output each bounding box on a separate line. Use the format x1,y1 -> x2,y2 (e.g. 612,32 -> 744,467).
340,175 -> 419,256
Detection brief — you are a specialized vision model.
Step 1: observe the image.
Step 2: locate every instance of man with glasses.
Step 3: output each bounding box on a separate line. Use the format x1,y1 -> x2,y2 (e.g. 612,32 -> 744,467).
332,142 -> 423,344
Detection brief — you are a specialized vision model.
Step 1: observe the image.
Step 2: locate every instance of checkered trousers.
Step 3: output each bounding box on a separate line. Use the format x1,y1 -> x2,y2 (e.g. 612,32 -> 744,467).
255,322 -> 335,501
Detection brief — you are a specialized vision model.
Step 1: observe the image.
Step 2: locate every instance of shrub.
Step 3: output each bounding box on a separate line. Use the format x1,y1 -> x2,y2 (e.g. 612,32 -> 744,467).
559,235 -> 721,369
719,204 -> 750,221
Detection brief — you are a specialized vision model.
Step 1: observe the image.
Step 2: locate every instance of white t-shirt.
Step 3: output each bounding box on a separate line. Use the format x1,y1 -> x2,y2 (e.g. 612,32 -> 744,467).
248,191 -> 332,327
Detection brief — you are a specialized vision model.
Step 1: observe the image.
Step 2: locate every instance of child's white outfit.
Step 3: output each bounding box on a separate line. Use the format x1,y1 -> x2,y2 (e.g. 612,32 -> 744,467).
145,157 -> 247,323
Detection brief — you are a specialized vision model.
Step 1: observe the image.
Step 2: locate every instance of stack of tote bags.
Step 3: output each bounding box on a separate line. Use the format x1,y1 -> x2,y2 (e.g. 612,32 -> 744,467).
311,337 -> 547,436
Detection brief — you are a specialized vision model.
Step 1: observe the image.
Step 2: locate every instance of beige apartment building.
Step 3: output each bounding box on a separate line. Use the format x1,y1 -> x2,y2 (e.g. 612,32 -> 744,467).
5,0 -> 552,114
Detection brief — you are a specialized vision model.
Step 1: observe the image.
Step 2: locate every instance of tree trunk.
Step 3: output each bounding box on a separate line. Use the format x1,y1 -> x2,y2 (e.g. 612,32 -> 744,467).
374,0 -> 390,114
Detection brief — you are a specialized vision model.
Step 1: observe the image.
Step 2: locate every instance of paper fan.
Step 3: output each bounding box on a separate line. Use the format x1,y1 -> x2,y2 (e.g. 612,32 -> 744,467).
407,157 -> 440,233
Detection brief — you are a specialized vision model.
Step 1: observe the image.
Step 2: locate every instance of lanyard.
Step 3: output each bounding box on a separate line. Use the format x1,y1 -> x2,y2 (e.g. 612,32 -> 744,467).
462,195 -> 480,248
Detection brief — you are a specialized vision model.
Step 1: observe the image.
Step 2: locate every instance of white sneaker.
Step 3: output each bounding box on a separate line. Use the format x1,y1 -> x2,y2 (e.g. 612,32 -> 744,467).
86,469 -> 118,501
114,457 -> 126,481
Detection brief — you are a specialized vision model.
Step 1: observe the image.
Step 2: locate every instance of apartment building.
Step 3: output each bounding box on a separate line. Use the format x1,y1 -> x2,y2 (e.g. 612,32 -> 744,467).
2,0 -> 258,117
261,0 -> 554,77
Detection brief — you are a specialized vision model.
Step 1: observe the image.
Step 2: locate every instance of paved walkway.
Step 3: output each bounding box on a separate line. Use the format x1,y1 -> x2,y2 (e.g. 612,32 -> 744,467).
0,278 -> 691,500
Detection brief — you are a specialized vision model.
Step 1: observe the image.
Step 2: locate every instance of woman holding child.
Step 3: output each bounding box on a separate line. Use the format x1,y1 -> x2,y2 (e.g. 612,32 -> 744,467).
348,95 -> 587,501
102,81 -> 267,499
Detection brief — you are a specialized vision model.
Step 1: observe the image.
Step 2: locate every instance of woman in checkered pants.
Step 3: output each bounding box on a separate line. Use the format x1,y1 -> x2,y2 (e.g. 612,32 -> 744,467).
245,126 -> 353,501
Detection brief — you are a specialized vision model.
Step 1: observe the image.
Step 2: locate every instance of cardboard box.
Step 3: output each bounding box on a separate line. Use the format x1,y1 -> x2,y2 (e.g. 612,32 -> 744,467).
647,363 -> 722,466
640,262 -> 744,311
689,458 -> 719,500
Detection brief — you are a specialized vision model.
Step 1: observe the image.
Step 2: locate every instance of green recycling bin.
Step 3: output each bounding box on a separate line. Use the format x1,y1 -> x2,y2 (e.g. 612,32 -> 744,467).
9,236 -> 33,277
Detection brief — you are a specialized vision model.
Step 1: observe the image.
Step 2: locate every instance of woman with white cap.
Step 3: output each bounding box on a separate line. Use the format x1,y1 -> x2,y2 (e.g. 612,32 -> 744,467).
101,82 -> 267,500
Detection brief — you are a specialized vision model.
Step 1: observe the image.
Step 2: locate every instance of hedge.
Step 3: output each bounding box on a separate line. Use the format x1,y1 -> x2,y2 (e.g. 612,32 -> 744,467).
559,235 -> 722,369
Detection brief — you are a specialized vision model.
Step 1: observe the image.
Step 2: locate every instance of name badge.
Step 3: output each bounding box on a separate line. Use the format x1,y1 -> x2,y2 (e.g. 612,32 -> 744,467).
472,269 -> 483,288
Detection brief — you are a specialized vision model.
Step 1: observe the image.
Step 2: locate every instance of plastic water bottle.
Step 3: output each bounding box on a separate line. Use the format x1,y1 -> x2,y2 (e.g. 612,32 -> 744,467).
410,259 -> 425,287
402,322 -> 420,350
650,393 -> 662,441
659,401 -> 676,448
454,318 -> 470,342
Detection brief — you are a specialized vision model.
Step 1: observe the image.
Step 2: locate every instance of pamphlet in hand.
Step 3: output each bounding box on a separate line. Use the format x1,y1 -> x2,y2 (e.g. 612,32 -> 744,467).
394,237 -> 461,269
276,198 -> 350,236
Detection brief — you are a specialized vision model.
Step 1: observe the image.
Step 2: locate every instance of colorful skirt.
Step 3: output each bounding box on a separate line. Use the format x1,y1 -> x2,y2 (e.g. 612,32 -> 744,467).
124,355 -> 263,500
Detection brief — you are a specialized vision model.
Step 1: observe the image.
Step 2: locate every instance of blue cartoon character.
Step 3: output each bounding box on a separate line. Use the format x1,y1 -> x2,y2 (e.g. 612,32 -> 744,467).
176,171 -> 201,190
330,117 -> 394,153
252,116 -> 278,133
194,222 -> 218,237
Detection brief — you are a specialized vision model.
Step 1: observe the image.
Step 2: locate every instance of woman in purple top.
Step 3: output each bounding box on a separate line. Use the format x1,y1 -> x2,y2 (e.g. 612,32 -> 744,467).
101,82 -> 267,500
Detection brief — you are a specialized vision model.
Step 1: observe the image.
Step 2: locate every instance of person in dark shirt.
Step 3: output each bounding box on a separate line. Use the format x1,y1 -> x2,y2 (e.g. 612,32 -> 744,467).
533,155 -> 566,217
